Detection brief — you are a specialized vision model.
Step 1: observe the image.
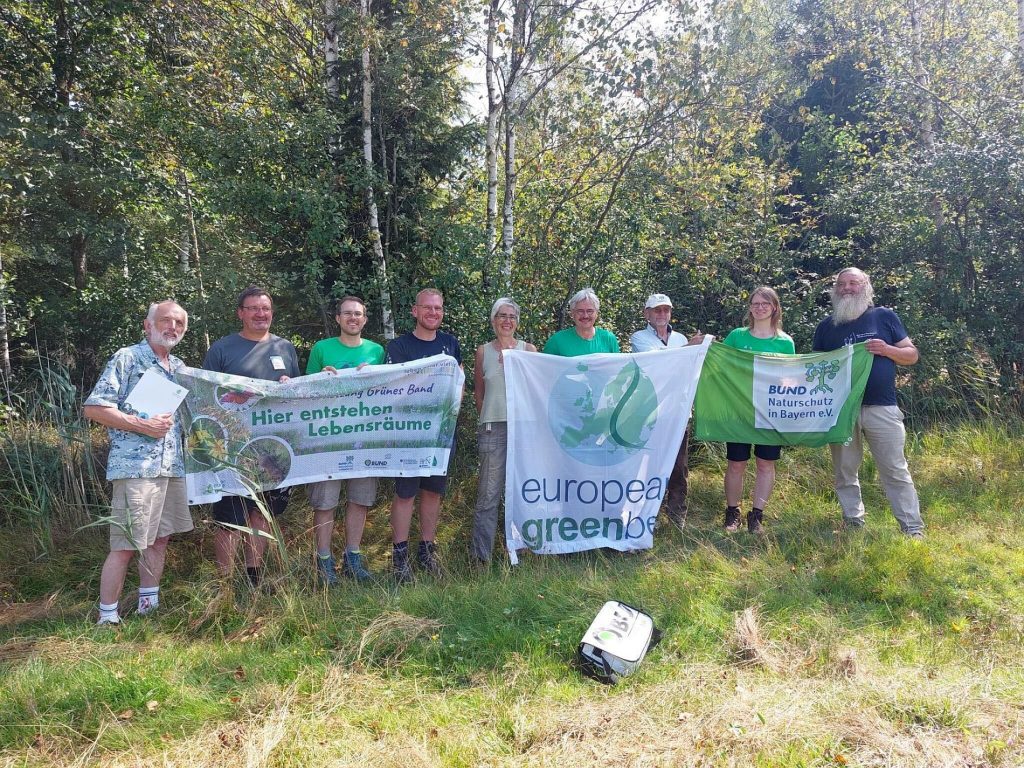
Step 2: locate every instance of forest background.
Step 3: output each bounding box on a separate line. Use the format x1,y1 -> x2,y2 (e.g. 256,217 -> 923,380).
1,0 -> 1022,416
2,3 -> 1024,765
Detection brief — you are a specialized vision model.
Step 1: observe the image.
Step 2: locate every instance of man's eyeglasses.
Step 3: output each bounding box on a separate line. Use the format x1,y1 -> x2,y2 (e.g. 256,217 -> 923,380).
339,310 -> 365,318
241,305 -> 272,313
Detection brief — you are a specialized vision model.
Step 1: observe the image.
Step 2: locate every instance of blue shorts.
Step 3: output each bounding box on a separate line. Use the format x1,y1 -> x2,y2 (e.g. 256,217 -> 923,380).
726,443 -> 782,462
211,488 -> 291,527
395,475 -> 448,499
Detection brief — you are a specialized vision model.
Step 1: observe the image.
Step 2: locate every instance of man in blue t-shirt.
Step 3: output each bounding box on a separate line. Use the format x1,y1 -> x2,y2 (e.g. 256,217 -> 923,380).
384,288 -> 463,582
813,268 -> 924,537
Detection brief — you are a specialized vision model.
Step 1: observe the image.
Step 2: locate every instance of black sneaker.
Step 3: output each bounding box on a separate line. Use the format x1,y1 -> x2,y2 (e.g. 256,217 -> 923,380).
417,541 -> 443,579
724,507 -> 741,532
747,508 -> 764,534
392,547 -> 414,585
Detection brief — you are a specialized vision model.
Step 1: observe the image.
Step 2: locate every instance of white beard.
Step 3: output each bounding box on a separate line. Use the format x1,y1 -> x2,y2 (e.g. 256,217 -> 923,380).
832,294 -> 871,325
148,329 -> 182,350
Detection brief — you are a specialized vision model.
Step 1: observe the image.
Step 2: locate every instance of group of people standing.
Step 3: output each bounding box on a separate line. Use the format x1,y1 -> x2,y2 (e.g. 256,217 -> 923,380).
83,267 -> 924,625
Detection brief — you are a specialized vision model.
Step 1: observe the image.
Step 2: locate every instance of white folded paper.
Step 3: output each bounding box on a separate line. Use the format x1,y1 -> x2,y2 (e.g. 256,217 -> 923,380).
125,367 -> 189,417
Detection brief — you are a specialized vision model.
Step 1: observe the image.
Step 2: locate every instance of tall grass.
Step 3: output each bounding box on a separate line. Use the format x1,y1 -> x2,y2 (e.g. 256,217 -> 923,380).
2,383 -> 1024,764
0,355 -> 104,553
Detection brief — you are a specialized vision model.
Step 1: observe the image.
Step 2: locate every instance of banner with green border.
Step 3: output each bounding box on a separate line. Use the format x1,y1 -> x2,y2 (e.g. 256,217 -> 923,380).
176,354 -> 464,504
694,342 -> 872,447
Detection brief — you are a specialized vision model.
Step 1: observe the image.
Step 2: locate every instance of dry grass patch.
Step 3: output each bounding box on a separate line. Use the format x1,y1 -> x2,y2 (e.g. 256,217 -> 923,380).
4,663 -> 1023,767
0,592 -> 61,628
356,610 -> 444,664
732,606 -> 780,672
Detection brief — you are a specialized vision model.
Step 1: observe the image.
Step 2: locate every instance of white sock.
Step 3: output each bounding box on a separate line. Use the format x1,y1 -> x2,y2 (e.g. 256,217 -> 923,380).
98,601 -> 121,625
138,586 -> 159,616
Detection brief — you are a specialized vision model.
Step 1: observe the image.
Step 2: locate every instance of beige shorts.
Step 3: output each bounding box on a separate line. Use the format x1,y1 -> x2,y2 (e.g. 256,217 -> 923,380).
307,477 -> 378,510
109,477 -> 193,551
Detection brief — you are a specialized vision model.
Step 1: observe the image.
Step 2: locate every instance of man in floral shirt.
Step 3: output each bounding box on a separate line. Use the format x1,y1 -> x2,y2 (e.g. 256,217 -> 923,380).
84,300 -> 193,625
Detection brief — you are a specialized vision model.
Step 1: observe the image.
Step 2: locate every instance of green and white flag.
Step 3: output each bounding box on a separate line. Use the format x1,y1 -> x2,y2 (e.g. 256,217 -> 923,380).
175,354 -> 464,504
694,342 -> 872,447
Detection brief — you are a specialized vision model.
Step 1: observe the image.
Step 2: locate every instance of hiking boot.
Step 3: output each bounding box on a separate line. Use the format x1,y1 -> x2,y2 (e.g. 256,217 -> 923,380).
392,547 -> 414,585
724,506 -> 741,532
341,551 -> 374,583
316,555 -> 340,587
747,508 -> 764,534
417,541 -> 444,579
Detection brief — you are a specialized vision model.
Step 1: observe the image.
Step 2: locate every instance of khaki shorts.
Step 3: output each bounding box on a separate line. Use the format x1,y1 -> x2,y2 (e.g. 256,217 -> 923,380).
109,477 -> 193,551
308,477 -> 378,510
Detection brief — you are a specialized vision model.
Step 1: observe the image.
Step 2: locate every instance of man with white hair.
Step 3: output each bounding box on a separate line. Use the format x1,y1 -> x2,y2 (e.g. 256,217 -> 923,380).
812,268 -> 924,537
84,300 -> 194,624
544,288 -> 620,356
630,293 -> 705,527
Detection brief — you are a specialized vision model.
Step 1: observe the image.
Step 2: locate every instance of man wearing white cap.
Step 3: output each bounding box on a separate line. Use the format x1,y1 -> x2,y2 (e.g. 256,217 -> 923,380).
630,293 -> 704,527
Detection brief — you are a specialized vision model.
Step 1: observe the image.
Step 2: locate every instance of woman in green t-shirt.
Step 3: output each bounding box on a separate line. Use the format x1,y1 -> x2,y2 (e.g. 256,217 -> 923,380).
721,286 -> 795,534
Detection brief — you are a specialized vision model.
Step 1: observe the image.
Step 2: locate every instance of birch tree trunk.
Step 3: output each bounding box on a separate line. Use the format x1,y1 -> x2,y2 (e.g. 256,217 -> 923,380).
484,0 -> 500,291
1018,0 -> 1024,72
324,0 -> 343,160
909,0 -> 945,232
499,0 -> 528,293
361,0 -> 394,338
0,250 -> 10,377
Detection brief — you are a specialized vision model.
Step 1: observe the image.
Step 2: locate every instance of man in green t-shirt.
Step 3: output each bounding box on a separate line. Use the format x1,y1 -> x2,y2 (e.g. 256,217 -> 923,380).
543,288 -> 620,357
306,296 -> 385,584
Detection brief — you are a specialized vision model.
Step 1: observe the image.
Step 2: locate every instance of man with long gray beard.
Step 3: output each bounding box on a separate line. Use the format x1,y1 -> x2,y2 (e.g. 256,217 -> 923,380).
84,300 -> 194,625
813,268 -> 924,537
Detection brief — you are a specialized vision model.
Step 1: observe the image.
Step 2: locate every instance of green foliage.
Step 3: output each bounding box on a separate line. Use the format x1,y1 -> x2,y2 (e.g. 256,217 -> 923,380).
1,0 -> 1022,412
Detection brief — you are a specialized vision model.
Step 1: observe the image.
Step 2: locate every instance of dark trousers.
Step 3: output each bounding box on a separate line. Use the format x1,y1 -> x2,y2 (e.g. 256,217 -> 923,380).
665,426 -> 690,523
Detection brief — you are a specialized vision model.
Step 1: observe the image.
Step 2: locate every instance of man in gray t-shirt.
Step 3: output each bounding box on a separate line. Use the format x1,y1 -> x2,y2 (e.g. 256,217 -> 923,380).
203,286 -> 300,587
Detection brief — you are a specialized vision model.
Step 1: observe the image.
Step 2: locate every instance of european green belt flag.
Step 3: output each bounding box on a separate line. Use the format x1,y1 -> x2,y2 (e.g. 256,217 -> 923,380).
694,342 -> 873,447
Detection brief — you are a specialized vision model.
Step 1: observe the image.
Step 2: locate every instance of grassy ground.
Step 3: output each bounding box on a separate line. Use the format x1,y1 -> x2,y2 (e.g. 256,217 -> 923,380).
1,421 -> 1023,767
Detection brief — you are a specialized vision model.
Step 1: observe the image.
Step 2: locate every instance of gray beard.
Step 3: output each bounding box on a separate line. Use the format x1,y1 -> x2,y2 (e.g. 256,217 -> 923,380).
832,294 -> 871,325
148,330 -> 181,351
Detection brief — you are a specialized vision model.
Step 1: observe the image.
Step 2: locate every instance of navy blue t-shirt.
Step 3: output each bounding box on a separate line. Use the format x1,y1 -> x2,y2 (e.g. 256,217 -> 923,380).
386,330 -> 462,365
812,307 -> 909,406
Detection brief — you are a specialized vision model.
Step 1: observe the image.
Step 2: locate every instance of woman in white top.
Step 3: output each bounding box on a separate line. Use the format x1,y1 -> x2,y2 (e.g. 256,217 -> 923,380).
470,298 -> 537,563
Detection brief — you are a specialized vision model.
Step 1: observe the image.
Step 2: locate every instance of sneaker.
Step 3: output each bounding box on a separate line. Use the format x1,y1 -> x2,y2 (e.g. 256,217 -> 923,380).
137,597 -> 157,616
341,551 -> 374,583
392,548 -> 414,585
724,507 -> 741,532
316,555 -> 340,587
417,541 -> 444,579
97,615 -> 121,626
747,508 -> 764,534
